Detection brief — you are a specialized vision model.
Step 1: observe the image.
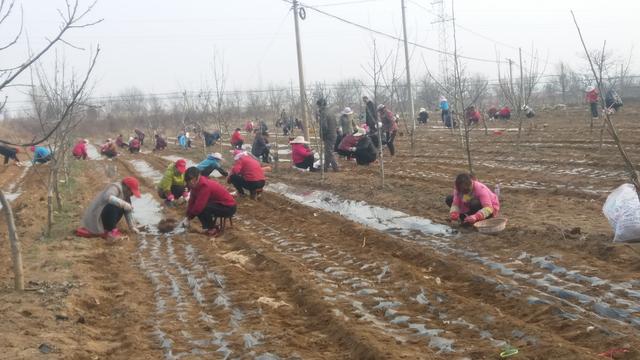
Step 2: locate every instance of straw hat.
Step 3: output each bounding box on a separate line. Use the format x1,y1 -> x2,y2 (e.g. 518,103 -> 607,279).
289,136 -> 309,144
419,107 -> 426,113
341,107 -> 354,115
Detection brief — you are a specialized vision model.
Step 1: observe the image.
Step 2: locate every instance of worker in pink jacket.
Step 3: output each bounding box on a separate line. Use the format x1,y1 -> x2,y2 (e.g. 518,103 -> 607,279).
446,173 -> 500,225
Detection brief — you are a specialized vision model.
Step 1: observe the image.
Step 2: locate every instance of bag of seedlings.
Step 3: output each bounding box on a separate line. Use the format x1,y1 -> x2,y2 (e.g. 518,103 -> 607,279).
603,183 -> 640,243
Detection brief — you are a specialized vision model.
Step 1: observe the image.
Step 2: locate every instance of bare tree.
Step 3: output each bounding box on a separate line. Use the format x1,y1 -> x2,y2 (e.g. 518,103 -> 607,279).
572,11 -> 640,200
0,0 -> 103,146
30,49 -> 100,236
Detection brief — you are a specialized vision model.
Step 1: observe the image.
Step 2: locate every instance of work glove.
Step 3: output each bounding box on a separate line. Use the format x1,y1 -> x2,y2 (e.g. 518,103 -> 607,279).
349,147 -> 356,152
450,212 -> 460,221
166,193 -> 175,202
464,212 -> 485,225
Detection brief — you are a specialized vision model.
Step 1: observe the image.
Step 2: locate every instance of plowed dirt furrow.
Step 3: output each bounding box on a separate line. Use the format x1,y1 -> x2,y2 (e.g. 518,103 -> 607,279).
120,157 -> 359,359
241,187 -> 640,357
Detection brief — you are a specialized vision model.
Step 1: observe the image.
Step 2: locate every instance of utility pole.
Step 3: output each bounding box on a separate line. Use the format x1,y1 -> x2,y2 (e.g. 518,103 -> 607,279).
400,0 -> 416,155
519,47 -> 524,111
292,0 -> 310,141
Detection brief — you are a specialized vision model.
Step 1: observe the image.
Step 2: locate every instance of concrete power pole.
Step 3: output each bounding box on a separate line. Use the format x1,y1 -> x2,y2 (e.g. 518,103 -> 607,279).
400,0 -> 416,154
292,0 -> 310,140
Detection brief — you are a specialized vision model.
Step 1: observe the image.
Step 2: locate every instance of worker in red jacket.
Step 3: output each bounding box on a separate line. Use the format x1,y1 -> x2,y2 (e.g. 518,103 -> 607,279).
72,139 -> 89,160
231,128 -> 244,149
185,167 -> 236,237
290,136 -> 316,171
228,150 -> 266,199
585,85 -> 599,118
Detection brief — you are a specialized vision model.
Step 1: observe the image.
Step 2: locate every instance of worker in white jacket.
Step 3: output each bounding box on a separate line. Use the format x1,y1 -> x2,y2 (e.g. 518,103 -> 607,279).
76,177 -> 141,241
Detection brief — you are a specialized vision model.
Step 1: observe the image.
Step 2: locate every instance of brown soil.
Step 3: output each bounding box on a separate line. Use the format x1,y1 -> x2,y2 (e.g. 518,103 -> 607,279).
0,105 -> 639,359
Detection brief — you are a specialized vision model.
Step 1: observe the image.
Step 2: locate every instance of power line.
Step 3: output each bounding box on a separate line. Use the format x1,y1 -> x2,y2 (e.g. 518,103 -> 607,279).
283,0 -> 507,64
311,0 -> 381,7
408,0 -> 524,53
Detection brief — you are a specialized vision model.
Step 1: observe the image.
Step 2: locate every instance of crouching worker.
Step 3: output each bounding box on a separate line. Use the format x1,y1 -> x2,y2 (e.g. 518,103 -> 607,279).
185,167 -> 236,237
354,131 -> 377,165
446,173 -> 500,225
76,177 -> 141,241
290,136 -> 316,171
196,152 -> 228,177
228,150 -> 265,199
72,139 -> 89,160
31,146 -> 52,164
158,159 -> 189,205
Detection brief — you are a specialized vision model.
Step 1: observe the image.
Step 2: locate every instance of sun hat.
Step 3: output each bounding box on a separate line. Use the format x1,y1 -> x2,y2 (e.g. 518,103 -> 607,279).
211,152 -> 223,160
122,176 -> 141,198
341,107 -> 354,115
289,136 -> 309,144
377,104 -> 385,111
175,159 -> 187,174
419,107 -> 426,112
439,95 -> 447,102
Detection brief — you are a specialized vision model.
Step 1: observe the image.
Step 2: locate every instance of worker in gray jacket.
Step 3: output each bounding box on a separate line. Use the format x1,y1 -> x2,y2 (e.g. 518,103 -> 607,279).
317,97 -> 339,172
76,177 -> 141,241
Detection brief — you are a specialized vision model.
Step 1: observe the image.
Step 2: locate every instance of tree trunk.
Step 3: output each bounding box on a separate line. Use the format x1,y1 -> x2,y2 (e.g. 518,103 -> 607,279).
0,190 -> 25,291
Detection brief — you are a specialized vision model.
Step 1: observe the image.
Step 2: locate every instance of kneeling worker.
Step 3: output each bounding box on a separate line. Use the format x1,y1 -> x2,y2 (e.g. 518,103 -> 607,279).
185,167 -> 236,237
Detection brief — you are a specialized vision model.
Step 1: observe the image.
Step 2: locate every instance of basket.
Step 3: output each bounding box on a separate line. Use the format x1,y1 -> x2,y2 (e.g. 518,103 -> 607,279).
474,217 -> 508,234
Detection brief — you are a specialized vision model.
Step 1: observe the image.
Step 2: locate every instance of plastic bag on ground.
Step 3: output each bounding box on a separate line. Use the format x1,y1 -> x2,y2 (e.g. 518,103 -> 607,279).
603,183 -> 640,243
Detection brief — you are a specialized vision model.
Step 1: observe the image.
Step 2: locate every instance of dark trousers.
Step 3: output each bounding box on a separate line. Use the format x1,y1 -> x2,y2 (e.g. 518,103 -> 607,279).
101,203 -> 124,232
295,155 -> 315,171
229,174 -> 265,195
323,139 -> 338,171
590,102 -> 598,118
255,148 -> 270,163
103,150 -> 117,158
337,149 -> 355,158
384,130 -> 396,156
3,153 -> 17,164
35,154 -> 53,164
445,195 -> 487,221
197,204 -> 237,230
158,185 -> 186,199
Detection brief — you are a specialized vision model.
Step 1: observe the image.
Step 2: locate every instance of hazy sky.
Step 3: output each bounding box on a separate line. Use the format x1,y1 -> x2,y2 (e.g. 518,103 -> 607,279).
1,0 -> 637,112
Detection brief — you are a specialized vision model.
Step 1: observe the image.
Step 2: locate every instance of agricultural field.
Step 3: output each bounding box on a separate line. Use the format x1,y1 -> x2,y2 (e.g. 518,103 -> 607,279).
1,105 -> 639,360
